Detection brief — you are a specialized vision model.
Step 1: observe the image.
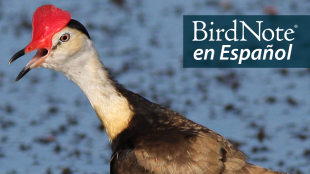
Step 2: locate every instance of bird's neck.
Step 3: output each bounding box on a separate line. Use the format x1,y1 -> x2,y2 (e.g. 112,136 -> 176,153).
64,49 -> 134,141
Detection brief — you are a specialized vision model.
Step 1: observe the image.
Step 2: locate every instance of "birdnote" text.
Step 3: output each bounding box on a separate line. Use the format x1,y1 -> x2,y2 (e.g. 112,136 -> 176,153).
191,20 -> 295,65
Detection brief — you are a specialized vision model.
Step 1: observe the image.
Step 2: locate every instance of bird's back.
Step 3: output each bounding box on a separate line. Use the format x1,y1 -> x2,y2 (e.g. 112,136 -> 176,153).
110,87 -> 284,174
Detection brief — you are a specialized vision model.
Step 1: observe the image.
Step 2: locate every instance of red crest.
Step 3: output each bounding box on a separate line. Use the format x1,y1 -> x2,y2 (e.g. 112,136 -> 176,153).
25,5 -> 71,52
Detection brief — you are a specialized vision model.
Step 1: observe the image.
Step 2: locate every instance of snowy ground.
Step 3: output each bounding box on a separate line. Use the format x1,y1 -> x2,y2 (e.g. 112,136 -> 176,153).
0,0 -> 309,174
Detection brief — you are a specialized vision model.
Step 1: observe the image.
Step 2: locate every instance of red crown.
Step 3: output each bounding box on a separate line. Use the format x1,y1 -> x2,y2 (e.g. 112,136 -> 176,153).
25,5 -> 71,52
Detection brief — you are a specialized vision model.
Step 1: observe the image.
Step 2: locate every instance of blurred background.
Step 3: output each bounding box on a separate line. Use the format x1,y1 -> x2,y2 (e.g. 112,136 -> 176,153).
0,0 -> 309,174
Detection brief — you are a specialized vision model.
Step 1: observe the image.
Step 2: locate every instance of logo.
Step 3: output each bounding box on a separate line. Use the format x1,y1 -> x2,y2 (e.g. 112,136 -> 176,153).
183,16 -> 309,68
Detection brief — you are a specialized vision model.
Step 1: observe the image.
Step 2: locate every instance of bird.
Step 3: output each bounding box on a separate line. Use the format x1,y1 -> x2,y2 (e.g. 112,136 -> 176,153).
9,5 -> 290,174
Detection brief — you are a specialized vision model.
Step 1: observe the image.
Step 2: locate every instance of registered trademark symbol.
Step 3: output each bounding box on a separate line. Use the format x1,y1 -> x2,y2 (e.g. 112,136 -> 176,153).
294,24 -> 298,28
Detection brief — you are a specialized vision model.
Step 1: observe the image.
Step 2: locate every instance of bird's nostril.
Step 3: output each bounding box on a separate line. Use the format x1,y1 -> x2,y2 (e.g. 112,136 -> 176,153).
26,46 -> 33,51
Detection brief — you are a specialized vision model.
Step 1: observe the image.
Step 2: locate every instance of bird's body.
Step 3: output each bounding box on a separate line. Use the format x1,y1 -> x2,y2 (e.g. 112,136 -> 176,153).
9,5 -> 290,174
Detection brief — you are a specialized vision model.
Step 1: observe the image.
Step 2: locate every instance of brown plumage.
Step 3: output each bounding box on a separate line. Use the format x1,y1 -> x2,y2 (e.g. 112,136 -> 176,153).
9,5 -> 291,174
109,84 -> 288,174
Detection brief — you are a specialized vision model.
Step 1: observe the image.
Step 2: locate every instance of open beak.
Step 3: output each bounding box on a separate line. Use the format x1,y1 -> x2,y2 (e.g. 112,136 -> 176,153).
9,44 -> 50,82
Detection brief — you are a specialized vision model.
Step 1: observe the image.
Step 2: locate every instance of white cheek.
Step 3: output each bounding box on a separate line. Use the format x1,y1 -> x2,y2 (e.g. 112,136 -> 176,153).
51,33 -> 62,48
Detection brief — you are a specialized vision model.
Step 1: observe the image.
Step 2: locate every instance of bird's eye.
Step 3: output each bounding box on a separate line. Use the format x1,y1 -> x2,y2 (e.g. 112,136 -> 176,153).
60,33 -> 70,42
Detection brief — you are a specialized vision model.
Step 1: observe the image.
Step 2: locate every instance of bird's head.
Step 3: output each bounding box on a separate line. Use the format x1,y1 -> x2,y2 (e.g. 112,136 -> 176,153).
9,5 -> 91,81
